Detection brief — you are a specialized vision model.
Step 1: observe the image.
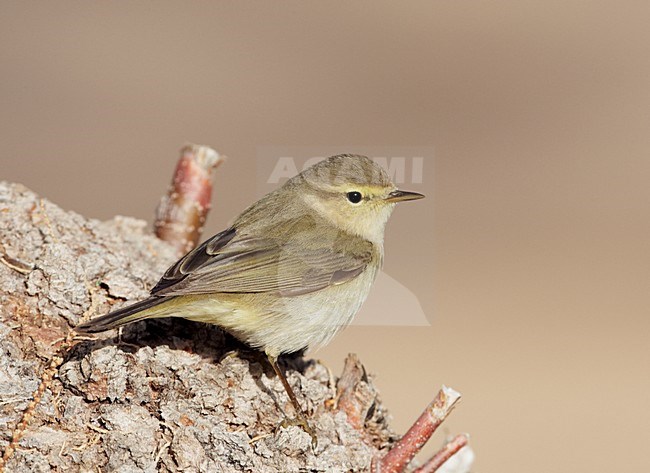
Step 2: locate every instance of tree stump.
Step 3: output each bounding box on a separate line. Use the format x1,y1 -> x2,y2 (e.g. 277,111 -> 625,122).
0,182 -> 396,472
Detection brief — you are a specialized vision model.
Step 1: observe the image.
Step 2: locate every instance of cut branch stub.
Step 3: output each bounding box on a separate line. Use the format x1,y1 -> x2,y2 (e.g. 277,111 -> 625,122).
335,353 -> 377,432
154,144 -> 225,254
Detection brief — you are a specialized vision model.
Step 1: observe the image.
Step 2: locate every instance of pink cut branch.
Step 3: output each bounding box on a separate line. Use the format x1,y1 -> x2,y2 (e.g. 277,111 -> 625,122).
414,434 -> 469,473
154,144 -> 225,254
371,386 -> 461,473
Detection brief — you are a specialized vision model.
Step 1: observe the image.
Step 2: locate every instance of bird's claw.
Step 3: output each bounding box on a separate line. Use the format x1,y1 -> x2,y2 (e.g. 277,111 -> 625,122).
276,416 -> 318,450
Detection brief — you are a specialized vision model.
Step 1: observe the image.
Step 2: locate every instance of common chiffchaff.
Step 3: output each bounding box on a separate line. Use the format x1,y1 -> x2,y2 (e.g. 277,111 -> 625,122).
76,154 -> 424,445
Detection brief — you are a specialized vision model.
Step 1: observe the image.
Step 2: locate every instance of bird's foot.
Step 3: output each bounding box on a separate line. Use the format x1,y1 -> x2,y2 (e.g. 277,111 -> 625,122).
276,416 -> 318,450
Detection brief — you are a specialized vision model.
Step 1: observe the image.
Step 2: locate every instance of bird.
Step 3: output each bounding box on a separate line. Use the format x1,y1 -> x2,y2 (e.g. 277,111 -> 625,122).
75,154 -> 424,446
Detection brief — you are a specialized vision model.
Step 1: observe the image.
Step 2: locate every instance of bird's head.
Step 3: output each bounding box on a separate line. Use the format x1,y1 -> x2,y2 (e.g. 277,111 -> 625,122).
290,154 -> 424,243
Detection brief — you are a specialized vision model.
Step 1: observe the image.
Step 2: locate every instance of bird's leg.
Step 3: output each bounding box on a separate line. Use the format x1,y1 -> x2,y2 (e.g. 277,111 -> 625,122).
266,354 -> 317,448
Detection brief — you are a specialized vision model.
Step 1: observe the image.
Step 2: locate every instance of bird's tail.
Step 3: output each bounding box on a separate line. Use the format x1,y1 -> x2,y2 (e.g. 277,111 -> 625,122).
75,296 -> 173,333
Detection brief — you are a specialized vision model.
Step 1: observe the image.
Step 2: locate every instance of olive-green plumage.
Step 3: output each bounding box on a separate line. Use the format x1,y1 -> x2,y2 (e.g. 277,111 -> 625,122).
75,154 -> 423,444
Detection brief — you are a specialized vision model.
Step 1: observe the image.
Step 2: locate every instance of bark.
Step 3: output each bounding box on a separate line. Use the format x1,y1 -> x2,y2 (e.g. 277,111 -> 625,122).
0,182 -> 397,472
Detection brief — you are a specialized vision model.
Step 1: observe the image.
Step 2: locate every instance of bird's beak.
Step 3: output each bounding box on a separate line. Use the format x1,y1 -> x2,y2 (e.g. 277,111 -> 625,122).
384,190 -> 425,203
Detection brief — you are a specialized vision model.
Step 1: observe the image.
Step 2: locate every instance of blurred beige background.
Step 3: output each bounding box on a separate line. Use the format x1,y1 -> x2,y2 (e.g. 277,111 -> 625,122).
2,2 -> 649,471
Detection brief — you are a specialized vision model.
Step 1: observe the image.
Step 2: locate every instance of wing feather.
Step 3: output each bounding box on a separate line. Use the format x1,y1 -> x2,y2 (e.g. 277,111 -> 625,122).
151,218 -> 373,297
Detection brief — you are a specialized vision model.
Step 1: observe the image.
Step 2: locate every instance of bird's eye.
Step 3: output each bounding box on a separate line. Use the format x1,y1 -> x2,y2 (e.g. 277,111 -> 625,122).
346,191 -> 363,204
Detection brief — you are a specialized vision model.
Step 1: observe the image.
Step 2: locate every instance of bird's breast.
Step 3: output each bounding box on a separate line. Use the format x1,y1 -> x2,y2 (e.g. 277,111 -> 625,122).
267,260 -> 380,353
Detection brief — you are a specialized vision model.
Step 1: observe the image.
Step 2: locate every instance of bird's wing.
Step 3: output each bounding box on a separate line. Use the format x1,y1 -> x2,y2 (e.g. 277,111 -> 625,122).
151,221 -> 374,297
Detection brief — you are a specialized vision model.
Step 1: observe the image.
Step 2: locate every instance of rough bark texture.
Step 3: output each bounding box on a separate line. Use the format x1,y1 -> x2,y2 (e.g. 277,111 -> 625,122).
0,182 -> 397,473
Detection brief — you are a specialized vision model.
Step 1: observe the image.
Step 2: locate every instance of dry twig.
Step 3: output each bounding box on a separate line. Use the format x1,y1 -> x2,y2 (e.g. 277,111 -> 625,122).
371,386 -> 462,473
414,434 -> 469,473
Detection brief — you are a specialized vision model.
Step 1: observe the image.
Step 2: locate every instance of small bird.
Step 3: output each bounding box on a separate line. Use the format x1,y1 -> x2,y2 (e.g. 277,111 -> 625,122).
76,154 -> 423,445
